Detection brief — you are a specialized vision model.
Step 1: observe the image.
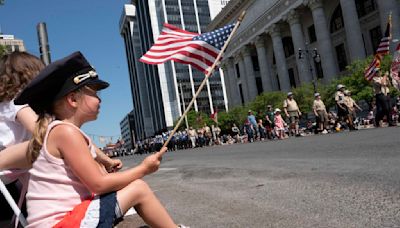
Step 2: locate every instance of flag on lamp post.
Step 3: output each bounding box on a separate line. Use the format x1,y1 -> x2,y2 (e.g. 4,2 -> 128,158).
140,23 -> 235,74
364,14 -> 391,81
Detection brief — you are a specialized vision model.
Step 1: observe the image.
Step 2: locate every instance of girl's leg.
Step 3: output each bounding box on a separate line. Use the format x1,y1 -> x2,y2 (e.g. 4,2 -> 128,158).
116,179 -> 176,228
0,141 -> 31,170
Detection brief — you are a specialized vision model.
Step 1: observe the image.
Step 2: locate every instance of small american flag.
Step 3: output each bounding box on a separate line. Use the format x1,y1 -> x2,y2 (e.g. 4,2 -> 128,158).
140,23 -> 235,74
364,15 -> 391,81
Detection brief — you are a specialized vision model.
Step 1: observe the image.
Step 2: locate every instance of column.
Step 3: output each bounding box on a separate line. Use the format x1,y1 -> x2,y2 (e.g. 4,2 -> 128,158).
268,23 -> 291,91
377,0 -> 400,52
227,58 -> 241,107
237,54 -> 250,102
339,0 -> 366,61
286,9 -> 313,83
308,0 -> 338,82
255,35 -> 274,92
242,46 -> 258,101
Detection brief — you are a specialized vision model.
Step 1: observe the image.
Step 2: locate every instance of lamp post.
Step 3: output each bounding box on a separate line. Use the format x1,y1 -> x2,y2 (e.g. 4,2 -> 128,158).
179,80 -> 190,130
298,44 -> 320,93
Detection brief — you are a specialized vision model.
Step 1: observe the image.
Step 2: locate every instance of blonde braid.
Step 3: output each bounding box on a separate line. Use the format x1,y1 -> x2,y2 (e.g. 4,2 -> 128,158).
28,114 -> 53,163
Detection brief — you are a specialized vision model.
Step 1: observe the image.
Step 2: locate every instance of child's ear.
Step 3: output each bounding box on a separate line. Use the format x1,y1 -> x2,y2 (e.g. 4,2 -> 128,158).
66,92 -> 79,108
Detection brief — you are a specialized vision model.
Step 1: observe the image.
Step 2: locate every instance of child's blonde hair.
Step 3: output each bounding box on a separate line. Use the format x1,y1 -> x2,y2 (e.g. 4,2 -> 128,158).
0,52 -> 45,102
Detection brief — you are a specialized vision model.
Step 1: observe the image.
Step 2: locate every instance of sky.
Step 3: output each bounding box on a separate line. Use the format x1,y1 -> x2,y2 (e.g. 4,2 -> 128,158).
0,0 -> 133,147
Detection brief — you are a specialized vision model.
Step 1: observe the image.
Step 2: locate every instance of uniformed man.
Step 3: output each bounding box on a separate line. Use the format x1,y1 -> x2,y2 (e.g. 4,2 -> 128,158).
283,92 -> 301,136
373,70 -> 394,127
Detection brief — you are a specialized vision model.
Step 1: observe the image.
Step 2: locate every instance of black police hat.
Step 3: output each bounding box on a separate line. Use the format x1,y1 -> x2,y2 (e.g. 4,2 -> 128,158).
15,51 -> 109,114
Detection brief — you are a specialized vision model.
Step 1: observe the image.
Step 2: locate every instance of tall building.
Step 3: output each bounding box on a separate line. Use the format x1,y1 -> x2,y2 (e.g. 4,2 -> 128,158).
209,0 -> 399,108
0,34 -> 25,52
120,111 -> 135,151
120,0 -> 230,141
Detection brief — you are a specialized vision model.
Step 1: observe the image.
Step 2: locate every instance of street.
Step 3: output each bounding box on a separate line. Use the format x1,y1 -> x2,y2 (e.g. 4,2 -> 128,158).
118,127 -> 400,228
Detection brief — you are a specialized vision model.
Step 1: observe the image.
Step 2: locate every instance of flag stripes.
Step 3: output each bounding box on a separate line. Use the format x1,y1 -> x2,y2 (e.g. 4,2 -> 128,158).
140,23 -> 234,74
364,15 -> 391,80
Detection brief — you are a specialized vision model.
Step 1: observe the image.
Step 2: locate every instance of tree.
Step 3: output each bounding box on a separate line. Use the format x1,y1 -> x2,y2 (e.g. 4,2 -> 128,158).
0,45 -> 6,57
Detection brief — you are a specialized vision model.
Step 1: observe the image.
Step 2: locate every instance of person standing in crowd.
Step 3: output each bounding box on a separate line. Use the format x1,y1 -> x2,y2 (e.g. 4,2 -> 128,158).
203,123 -> 212,146
373,70 -> 395,127
283,92 -> 301,136
257,119 -> 266,140
247,110 -> 257,129
188,127 -> 197,148
274,108 -> 286,140
265,105 -> 275,139
344,90 -> 362,130
312,93 -> 328,134
335,84 -> 348,127
244,118 -> 254,142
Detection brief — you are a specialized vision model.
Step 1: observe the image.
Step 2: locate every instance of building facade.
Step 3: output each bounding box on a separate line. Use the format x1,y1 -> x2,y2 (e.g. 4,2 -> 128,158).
120,0 -> 230,141
208,0 -> 400,108
0,34 -> 25,52
120,111 -> 135,151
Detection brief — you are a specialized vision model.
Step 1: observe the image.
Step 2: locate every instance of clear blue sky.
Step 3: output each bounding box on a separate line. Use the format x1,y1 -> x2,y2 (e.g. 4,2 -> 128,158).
0,0 -> 133,147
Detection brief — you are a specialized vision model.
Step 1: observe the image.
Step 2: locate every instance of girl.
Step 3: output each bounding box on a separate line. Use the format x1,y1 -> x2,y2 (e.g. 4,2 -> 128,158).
0,52 -> 46,225
274,109 -> 286,140
15,52 -> 186,227
0,52 -> 44,170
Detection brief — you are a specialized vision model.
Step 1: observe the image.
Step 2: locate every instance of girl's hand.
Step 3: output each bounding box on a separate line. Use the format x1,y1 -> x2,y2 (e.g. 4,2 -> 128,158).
141,147 -> 166,175
106,159 -> 123,173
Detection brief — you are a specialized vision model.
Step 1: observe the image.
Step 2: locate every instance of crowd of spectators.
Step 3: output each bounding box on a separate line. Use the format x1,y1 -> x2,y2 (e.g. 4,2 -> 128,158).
131,89 -> 399,155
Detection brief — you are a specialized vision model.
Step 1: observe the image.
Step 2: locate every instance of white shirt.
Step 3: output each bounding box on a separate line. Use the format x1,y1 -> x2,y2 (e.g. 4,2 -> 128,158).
0,100 -> 31,149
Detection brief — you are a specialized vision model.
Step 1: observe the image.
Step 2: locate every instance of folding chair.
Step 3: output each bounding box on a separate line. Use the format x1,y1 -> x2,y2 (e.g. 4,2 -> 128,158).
0,170 -> 29,227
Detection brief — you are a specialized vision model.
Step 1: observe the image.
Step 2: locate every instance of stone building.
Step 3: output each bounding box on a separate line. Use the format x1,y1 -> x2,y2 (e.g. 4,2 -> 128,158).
208,0 -> 400,108
0,34 -> 25,53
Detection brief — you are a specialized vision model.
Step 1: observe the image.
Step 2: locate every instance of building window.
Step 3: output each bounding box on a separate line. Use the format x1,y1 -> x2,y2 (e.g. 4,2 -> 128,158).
288,68 -> 296,88
308,25 -> 317,43
255,77 -> 263,95
335,43 -> 348,71
356,0 -> 377,18
238,83 -> 244,104
235,63 -> 240,78
282,37 -> 294,58
330,6 -> 344,33
370,26 -> 382,54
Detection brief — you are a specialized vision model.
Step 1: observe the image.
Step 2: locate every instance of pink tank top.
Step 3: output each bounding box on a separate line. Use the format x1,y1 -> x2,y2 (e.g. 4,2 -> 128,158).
26,120 -> 97,228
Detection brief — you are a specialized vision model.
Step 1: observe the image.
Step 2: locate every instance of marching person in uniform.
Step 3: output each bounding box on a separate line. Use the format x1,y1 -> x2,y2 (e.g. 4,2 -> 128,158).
373,70 -> 394,127
283,92 -> 301,136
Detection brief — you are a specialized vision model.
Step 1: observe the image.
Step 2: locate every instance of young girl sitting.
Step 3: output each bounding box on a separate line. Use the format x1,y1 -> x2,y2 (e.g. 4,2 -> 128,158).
15,52 -> 187,227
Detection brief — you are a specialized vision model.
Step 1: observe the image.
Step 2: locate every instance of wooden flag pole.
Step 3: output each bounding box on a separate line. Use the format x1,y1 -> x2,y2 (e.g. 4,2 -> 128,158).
158,11 -> 246,156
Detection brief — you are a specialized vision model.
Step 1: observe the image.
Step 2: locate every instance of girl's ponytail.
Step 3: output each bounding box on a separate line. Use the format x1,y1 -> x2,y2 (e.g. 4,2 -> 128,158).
28,114 -> 53,163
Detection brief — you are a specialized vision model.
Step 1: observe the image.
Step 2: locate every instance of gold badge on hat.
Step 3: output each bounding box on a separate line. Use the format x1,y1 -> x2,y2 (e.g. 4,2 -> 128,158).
73,70 -> 98,84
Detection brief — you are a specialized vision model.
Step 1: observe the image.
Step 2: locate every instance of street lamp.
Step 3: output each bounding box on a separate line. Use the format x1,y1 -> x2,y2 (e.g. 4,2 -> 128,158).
298,45 -> 320,93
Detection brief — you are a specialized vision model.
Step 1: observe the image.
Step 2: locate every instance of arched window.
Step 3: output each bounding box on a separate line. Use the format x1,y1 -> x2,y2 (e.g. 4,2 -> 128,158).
356,0 -> 377,18
282,37 -> 294,58
330,6 -> 344,33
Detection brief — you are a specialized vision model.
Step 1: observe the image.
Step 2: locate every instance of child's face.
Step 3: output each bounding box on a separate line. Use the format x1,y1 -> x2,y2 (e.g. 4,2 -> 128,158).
76,85 -> 102,121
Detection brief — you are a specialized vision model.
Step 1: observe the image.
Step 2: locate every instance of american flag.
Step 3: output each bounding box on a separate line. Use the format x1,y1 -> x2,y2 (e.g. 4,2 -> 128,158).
140,23 -> 235,74
364,16 -> 391,81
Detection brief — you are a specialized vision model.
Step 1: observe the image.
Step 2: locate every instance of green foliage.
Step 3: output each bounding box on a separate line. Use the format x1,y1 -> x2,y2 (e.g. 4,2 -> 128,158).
0,45 -> 6,57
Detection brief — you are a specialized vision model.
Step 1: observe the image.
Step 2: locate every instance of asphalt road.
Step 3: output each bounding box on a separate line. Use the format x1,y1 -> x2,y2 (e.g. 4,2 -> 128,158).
117,127 -> 400,228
